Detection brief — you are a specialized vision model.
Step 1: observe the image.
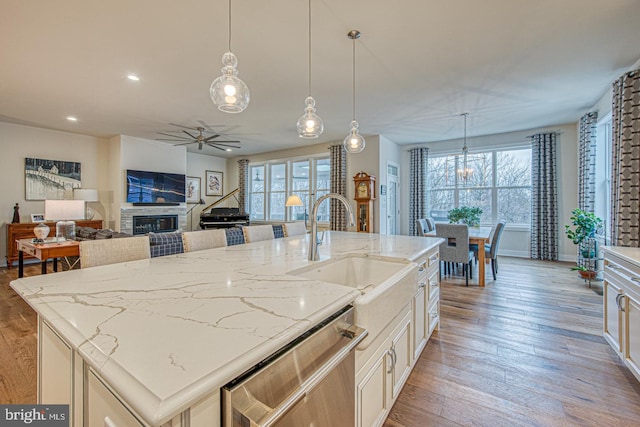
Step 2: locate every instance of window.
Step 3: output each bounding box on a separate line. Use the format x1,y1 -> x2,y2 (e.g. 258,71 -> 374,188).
248,156 -> 330,223
427,148 -> 531,226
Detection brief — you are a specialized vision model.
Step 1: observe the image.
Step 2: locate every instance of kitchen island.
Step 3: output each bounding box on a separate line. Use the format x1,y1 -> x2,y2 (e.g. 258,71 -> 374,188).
10,231 -> 442,426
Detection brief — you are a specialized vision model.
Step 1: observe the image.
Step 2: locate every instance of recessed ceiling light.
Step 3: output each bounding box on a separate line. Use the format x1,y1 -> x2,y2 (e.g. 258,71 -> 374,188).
226,148 -> 232,152
66,116 -> 78,122
127,74 -> 140,81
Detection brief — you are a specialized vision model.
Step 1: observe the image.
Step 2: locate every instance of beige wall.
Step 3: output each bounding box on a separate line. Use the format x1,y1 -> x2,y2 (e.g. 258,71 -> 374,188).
186,152 -> 227,230
0,122 -> 101,266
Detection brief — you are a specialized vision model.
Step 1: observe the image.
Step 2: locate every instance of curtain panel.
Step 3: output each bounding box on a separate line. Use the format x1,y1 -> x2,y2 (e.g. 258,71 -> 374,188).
409,147 -> 429,236
237,159 -> 249,215
530,133 -> 558,260
578,112 -> 598,213
611,69 -> 640,247
329,144 -> 347,231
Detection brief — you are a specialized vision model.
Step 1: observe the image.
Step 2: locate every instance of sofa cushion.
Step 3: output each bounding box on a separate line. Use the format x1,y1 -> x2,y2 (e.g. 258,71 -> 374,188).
149,231 -> 184,257
76,226 -> 98,240
95,229 -> 116,239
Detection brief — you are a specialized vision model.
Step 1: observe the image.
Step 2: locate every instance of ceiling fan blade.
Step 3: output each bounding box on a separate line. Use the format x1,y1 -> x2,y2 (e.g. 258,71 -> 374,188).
172,141 -> 196,146
204,134 -> 222,141
169,123 -> 198,131
207,145 -> 228,152
182,130 -> 197,139
157,132 -> 193,141
208,140 -> 240,145
206,143 -> 240,150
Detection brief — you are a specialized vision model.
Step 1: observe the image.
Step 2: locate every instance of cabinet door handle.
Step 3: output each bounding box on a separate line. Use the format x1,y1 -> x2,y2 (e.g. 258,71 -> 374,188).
608,263 -> 620,270
391,347 -> 397,371
418,281 -> 426,288
386,350 -> 394,373
418,263 -> 426,273
429,279 -> 438,288
620,295 -> 626,313
616,294 -> 622,310
631,277 -> 640,284
428,254 -> 439,264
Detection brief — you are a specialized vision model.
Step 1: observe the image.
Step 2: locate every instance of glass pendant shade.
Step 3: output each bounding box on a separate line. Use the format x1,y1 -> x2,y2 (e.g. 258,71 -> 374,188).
343,120 -> 365,153
210,52 -> 250,113
297,97 -> 324,138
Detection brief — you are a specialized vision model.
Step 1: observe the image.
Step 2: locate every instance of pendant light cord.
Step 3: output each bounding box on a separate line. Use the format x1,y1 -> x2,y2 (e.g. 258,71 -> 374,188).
352,36 -> 356,121
228,0 -> 232,52
308,0 -> 312,96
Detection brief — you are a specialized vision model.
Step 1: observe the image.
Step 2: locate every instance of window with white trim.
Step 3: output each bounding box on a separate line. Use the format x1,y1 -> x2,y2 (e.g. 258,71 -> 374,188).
248,155 -> 331,223
427,148 -> 532,226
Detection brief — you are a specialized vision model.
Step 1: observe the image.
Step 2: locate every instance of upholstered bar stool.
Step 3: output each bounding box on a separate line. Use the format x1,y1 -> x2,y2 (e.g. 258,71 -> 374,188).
242,225 -> 275,243
182,229 -> 227,252
283,222 -> 307,237
79,236 -> 150,268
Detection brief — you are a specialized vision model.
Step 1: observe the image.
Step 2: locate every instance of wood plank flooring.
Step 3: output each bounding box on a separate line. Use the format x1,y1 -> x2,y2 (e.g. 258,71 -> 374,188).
1,258 -> 639,426
384,257 -> 640,427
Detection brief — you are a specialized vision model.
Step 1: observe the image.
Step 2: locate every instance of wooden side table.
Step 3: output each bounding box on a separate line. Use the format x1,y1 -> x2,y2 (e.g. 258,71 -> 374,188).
17,239 -> 81,278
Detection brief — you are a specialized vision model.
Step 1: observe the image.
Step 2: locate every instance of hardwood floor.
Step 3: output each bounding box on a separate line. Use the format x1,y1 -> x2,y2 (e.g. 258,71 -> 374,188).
1,258 -> 639,426
384,257 -> 640,427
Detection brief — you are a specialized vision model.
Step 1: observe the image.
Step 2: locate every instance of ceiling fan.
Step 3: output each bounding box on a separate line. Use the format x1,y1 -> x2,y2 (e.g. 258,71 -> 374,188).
156,123 -> 241,152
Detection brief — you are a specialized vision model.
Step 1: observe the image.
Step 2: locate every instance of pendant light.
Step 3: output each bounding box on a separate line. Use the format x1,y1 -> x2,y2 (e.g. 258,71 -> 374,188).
343,30 -> 365,153
296,0 -> 323,138
457,113 -> 473,183
210,0 -> 250,113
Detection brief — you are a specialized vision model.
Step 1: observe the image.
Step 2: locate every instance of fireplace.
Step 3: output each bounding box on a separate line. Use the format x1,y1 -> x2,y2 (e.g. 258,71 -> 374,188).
133,215 -> 178,235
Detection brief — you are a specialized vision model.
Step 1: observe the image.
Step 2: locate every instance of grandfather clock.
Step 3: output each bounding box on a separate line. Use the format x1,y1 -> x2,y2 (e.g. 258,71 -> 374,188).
353,172 -> 376,233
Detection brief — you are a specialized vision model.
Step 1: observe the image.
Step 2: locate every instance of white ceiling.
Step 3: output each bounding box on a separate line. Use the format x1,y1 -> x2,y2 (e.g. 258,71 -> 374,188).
2,0 -> 639,157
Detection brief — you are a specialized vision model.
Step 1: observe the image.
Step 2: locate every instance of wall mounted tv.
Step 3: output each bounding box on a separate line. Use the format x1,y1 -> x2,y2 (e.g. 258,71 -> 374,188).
126,169 -> 186,204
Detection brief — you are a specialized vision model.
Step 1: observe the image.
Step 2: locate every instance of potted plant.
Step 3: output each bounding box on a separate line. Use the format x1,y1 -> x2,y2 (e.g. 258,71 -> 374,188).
564,208 -> 603,258
571,265 -> 597,280
447,207 -> 483,227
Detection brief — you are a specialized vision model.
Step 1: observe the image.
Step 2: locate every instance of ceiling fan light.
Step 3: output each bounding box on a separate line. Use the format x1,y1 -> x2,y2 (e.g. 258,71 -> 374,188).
297,96 -> 323,138
210,52 -> 249,113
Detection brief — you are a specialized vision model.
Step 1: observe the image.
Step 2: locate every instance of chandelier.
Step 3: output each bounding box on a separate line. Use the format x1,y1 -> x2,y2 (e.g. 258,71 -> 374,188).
457,113 -> 473,183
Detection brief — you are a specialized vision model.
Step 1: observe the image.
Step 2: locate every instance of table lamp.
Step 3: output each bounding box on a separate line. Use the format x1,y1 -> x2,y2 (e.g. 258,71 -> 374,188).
44,200 -> 85,241
73,188 -> 99,219
285,195 -> 306,227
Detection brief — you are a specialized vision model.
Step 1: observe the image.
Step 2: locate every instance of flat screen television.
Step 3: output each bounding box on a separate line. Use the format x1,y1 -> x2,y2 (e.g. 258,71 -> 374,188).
126,169 -> 186,204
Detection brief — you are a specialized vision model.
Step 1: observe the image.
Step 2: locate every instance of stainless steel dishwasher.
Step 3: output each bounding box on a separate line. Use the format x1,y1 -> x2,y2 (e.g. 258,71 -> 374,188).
222,306 -> 367,427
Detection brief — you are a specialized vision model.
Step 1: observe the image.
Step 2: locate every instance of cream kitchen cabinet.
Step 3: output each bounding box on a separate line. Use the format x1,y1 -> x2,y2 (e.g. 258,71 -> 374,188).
413,248 -> 439,360
356,309 -> 412,427
603,247 -> 640,382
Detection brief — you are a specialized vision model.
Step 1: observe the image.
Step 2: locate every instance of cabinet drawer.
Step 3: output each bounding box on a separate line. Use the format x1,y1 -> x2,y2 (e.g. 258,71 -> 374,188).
428,300 -> 439,337
87,370 -> 143,427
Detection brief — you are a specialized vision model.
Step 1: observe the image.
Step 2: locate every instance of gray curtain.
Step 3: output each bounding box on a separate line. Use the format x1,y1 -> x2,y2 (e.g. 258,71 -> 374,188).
611,69 -> 640,247
409,147 -> 429,236
237,159 -> 249,215
329,144 -> 347,231
530,133 -> 558,260
578,112 -> 598,213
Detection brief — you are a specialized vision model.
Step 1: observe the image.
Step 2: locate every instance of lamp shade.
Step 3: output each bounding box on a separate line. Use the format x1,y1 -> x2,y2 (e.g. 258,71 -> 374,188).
285,195 -> 304,207
73,189 -> 99,202
44,200 -> 85,221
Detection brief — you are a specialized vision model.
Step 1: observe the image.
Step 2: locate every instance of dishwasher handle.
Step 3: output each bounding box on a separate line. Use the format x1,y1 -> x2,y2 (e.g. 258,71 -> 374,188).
247,325 -> 367,427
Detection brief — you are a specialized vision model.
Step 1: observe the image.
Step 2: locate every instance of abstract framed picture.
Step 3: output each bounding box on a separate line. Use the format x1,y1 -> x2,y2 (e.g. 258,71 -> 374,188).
205,171 -> 223,196
25,157 -> 81,200
186,176 -> 201,203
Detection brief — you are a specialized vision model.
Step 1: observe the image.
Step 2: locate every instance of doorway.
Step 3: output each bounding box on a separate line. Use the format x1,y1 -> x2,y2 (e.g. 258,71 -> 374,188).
387,162 -> 399,235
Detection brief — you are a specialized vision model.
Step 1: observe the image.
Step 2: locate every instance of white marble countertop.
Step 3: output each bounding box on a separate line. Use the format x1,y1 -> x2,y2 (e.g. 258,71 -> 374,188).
602,246 -> 640,266
11,231 -> 441,426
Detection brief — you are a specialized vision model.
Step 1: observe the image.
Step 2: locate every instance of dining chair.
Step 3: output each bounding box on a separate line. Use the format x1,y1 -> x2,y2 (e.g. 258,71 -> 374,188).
425,218 -> 436,232
435,224 -> 475,286
182,229 -> 227,252
484,221 -> 506,280
242,224 -> 275,243
79,236 -> 150,268
416,219 -> 429,236
283,222 -> 307,237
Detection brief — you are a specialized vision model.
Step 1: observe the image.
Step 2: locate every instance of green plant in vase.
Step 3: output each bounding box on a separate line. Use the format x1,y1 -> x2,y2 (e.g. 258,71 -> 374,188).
447,207 -> 483,226
564,208 -> 603,258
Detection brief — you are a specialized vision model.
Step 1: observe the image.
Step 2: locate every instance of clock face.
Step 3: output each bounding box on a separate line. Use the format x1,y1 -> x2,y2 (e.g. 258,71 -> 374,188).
357,182 -> 369,198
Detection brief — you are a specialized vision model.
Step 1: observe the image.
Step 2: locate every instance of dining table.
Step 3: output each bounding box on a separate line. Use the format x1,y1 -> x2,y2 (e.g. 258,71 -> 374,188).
425,225 -> 493,287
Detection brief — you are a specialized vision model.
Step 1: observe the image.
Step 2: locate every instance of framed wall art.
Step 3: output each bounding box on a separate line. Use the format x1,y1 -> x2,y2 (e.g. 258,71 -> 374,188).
186,176 -> 201,203
25,157 -> 82,200
205,171 -> 223,197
